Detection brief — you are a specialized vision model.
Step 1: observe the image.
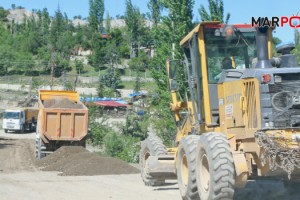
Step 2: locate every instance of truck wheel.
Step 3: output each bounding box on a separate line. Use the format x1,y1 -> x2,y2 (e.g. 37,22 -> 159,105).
177,135 -> 200,200
196,132 -> 235,200
4,129 -> 7,133
21,125 -> 25,133
140,134 -> 167,186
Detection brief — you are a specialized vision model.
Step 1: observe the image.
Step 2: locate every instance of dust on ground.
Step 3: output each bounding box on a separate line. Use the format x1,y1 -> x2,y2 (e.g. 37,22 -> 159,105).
35,146 -> 139,176
0,137 -> 36,173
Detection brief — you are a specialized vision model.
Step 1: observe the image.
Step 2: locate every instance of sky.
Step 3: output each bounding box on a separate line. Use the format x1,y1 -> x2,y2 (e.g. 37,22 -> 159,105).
0,0 -> 299,43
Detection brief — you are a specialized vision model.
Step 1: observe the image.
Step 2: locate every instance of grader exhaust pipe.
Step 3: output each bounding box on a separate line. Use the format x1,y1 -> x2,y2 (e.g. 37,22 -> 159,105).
255,24 -> 272,69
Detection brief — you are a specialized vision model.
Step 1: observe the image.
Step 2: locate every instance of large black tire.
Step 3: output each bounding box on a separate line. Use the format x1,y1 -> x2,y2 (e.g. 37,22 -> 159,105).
20,124 -> 25,133
177,135 -> 200,200
4,129 -> 7,133
196,132 -> 235,200
140,134 -> 167,186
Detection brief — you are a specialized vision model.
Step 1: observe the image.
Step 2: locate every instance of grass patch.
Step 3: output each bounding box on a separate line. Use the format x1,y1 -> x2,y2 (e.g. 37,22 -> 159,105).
120,81 -> 157,91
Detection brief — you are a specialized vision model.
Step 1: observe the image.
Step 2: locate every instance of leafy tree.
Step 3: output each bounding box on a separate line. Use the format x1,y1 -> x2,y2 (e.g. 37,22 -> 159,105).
0,7 -> 8,22
146,0 -> 195,145
89,0 -> 105,32
50,8 -> 66,46
88,106 -> 112,146
147,0 -> 162,26
125,0 -> 148,57
100,68 -> 121,89
128,51 -> 149,92
0,46 -> 16,75
122,114 -> 149,140
74,59 -> 84,74
199,0 -> 230,24
105,11 -> 111,35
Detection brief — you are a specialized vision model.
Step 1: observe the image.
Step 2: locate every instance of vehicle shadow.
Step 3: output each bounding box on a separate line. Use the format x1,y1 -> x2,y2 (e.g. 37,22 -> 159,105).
0,137 -> 15,149
5,130 -> 35,135
153,182 -> 178,191
234,180 -> 300,200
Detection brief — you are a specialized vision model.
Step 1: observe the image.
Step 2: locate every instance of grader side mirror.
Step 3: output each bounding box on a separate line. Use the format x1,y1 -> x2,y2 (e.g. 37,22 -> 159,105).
169,60 -> 177,79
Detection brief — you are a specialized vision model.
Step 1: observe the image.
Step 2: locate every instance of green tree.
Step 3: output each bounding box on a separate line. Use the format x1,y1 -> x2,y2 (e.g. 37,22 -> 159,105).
147,0 -> 162,26
125,0 -> 147,57
89,0 -> 105,32
74,59 -> 84,74
50,8 -> 65,45
0,7 -> 8,22
145,0 -> 195,145
105,11 -> 111,35
128,51 -> 149,92
199,0 -> 230,23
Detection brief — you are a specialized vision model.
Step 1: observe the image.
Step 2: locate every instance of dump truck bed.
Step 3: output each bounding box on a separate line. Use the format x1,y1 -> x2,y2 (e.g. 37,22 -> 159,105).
37,90 -> 88,141
24,108 -> 39,123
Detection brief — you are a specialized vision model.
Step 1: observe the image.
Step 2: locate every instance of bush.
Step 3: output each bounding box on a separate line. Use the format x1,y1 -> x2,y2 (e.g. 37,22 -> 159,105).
104,133 -> 140,163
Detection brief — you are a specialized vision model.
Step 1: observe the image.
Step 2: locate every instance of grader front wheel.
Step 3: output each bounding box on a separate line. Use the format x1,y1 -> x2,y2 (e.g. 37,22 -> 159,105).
140,134 -> 167,186
196,132 -> 235,200
177,135 -> 200,200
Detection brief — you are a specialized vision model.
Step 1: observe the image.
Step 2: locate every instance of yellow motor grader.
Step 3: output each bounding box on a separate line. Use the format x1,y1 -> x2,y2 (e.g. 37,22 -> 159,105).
140,21 -> 300,200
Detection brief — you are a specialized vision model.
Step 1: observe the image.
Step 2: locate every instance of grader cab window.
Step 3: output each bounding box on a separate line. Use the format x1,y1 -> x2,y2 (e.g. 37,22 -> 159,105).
203,25 -> 257,83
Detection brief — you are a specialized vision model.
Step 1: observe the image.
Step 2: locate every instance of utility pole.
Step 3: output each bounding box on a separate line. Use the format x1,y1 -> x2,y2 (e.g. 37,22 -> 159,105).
62,71 -> 67,90
172,20 -> 175,59
50,49 -> 55,90
29,77 -> 32,98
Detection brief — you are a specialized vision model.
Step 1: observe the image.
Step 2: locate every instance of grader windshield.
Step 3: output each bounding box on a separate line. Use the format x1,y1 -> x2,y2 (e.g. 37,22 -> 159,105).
204,24 -> 257,83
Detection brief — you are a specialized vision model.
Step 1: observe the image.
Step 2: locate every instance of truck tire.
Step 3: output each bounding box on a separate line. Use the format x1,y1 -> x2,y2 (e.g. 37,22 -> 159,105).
29,123 -> 33,132
140,134 -> 167,186
4,129 -> 7,133
177,135 -> 200,200
21,125 -> 25,133
196,132 -> 235,200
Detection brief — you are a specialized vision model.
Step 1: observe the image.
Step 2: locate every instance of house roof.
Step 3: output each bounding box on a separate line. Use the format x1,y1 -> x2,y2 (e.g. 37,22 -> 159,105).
95,101 -> 127,107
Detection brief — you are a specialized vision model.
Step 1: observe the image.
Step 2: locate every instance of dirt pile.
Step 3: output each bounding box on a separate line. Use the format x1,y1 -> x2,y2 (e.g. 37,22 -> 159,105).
43,98 -> 83,109
36,146 -> 139,176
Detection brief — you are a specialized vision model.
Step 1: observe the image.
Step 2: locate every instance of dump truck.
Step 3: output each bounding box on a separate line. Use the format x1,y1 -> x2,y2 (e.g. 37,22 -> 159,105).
35,90 -> 88,159
3,108 -> 38,133
140,21 -> 300,200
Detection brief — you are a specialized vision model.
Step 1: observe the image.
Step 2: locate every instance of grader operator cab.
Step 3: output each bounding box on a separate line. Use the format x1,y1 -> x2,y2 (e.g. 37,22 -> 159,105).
140,21 -> 300,200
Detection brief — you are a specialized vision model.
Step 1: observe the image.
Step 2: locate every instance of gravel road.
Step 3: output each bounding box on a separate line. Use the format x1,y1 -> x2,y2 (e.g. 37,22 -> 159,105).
0,130 -> 300,200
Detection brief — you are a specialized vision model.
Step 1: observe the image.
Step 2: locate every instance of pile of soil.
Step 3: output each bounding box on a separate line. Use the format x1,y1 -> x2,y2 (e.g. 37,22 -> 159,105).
43,98 -> 83,109
35,146 -> 139,176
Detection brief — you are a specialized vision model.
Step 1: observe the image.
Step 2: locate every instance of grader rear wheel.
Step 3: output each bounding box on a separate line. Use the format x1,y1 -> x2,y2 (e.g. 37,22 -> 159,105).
177,135 -> 200,200
140,134 -> 167,186
196,132 -> 235,200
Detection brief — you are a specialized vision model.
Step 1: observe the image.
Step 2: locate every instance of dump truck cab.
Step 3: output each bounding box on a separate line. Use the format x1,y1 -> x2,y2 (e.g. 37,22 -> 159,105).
3,108 -> 38,133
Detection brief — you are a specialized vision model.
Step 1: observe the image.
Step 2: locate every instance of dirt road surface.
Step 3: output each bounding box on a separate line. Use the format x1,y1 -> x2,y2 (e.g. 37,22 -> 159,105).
0,130 -> 300,200
0,131 -> 181,200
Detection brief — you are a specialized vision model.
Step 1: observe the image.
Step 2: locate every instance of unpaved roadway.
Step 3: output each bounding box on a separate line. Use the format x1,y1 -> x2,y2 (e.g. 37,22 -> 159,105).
0,131 -> 180,200
0,130 -> 300,200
